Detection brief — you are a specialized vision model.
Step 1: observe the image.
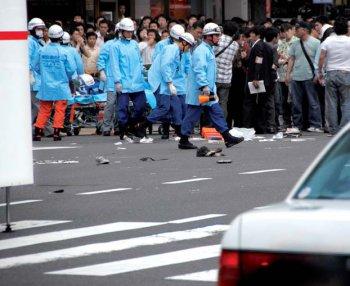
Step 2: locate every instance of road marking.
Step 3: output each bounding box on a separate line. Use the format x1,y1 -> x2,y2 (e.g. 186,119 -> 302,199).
76,188 -> 132,195
0,225 -> 228,269
169,214 -> 226,224
46,244 -> 221,276
0,200 -> 42,207
34,160 -> 79,165
239,169 -> 286,175
0,214 -> 226,251
166,269 -> 218,282
0,220 -> 71,231
33,146 -> 80,151
162,178 -> 212,185
0,222 -> 165,251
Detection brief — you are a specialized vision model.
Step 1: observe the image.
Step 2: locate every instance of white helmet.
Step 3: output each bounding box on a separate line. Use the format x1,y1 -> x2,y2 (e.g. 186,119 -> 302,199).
28,18 -> 45,31
170,24 -> 185,40
119,18 -> 134,32
48,24 -> 64,39
115,22 -> 120,32
203,23 -> 221,36
79,74 -> 95,87
179,32 -> 196,46
62,32 -> 71,44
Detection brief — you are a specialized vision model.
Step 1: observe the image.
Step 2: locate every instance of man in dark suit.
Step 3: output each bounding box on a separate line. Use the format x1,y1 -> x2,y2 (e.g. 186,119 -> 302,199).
243,26 -> 276,134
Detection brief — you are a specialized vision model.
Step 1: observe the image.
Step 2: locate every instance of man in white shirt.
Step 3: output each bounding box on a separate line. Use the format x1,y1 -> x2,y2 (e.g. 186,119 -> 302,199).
318,17 -> 350,135
96,19 -> 109,48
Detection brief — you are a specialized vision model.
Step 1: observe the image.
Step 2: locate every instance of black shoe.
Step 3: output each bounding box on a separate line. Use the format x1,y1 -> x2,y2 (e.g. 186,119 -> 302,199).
103,131 -> 111,136
178,136 -> 197,149
119,125 -> 126,140
161,123 -> 170,140
222,130 -> 244,148
33,127 -> 43,141
53,128 -> 62,141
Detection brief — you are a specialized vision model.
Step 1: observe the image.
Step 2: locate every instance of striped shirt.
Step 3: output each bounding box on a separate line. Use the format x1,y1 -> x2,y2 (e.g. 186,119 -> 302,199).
214,34 -> 239,84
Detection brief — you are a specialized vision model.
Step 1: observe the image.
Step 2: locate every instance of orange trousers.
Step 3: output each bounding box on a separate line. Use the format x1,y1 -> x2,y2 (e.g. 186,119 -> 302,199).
35,100 -> 67,129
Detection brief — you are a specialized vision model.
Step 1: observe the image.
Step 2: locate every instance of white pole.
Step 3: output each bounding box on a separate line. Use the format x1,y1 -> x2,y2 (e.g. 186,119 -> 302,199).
0,0 -> 34,232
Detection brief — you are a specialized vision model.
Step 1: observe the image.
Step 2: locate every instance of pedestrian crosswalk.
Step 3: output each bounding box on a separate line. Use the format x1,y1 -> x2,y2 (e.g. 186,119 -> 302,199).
0,214 -> 226,283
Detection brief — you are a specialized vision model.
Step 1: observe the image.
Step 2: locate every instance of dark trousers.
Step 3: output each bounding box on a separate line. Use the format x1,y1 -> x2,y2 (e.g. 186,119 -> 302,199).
118,91 -> 146,127
228,67 -> 246,128
243,85 -> 276,133
279,82 -> 292,128
147,94 -> 182,125
181,103 -> 228,136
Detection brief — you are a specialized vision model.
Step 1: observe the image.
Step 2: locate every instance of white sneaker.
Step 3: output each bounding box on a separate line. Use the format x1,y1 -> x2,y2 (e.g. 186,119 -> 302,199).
124,136 -> 134,143
140,137 -> 153,144
285,127 -> 300,134
307,127 -> 323,133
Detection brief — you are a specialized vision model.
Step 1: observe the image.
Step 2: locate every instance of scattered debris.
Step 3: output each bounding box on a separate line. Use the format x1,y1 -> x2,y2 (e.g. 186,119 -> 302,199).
96,156 -> 110,165
53,189 -> 64,193
230,128 -> 255,141
259,139 -> 275,142
217,159 -> 232,164
140,157 -> 168,162
140,137 -> 153,144
114,142 -> 123,146
124,136 -> 134,143
196,146 -> 225,157
117,147 -> 127,150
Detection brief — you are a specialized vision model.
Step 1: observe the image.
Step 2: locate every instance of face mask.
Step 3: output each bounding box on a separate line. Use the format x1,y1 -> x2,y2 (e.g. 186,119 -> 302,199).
35,29 -> 43,38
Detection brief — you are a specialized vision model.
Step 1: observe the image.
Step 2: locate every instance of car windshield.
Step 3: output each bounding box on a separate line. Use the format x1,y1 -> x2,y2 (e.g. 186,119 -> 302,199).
295,131 -> 350,200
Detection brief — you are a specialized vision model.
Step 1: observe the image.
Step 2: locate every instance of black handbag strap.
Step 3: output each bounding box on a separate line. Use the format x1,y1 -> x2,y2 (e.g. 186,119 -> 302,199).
300,39 -> 315,76
215,38 -> 235,58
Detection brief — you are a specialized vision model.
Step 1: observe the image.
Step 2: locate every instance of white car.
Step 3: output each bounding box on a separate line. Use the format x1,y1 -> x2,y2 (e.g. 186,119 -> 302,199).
218,123 -> 350,286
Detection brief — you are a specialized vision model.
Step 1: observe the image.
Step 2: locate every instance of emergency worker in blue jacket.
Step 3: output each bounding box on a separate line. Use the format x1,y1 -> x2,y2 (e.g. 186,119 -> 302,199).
98,28 -> 120,136
33,25 -> 76,141
178,23 -> 244,149
109,18 -> 147,140
28,18 -> 45,123
145,32 -> 195,139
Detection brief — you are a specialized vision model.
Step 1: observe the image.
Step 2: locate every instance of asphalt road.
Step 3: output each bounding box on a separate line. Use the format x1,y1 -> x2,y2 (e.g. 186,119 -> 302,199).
0,132 -> 330,286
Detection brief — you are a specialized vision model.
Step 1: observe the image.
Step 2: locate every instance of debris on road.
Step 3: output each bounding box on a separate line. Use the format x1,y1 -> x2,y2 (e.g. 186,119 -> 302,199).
272,132 -> 284,139
53,189 -> 64,193
114,142 -> 123,146
140,137 -> 154,144
140,157 -> 168,162
96,156 -> 110,165
230,128 -> 255,141
196,146 -> 225,157
217,159 -> 232,164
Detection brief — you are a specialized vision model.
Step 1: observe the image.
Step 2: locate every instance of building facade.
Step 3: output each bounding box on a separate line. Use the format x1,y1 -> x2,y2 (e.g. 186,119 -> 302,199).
27,0 -> 350,24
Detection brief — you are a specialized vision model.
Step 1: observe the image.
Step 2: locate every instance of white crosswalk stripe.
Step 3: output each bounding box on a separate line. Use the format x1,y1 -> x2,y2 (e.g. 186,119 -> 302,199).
0,225 -> 228,269
46,245 -> 221,276
0,214 -> 226,283
166,269 -> 218,282
0,220 -> 71,231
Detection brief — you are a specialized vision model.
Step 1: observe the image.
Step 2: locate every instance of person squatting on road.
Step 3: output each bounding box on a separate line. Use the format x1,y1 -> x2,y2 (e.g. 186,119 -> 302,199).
178,23 -> 244,150
32,24 -> 76,141
144,32 -> 195,139
109,18 -> 147,140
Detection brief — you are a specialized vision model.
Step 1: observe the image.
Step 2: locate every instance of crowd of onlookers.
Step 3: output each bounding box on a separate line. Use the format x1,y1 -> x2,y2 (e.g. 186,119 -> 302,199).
32,11 -> 350,138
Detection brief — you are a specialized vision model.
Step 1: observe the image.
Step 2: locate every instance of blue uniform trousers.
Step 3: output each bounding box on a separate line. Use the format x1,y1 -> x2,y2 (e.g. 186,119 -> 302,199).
147,94 -> 182,125
181,103 -> 228,136
178,94 -> 187,119
118,91 -> 146,127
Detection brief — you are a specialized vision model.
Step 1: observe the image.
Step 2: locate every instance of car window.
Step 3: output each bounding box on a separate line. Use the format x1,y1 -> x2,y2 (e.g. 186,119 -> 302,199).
295,132 -> 350,200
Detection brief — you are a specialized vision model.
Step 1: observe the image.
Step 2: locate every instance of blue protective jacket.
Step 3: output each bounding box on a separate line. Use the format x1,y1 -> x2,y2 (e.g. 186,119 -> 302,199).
28,35 -> 43,92
148,43 -> 191,96
109,38 -> 145,93
61,44 -> 84,77
97,38 -> 118,92
186,41 -> 217,106
33,42 -> 76,101
152,37 -> 173,61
